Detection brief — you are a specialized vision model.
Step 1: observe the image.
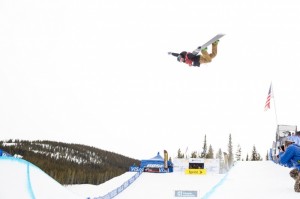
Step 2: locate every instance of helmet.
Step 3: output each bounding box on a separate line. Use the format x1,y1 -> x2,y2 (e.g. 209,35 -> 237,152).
177,55 -> 184,62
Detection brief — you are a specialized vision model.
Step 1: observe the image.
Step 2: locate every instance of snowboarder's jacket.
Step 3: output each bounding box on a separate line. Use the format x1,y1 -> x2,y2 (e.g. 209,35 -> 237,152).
279,144 -> 300,170
170,51 -> 201,67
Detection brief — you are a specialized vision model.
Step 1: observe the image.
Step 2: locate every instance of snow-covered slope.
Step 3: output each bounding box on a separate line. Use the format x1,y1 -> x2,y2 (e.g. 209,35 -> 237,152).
1,157 -> 299,199
0,157 -> 82,199
207,161 -> 299,199
69,161 -> 300,199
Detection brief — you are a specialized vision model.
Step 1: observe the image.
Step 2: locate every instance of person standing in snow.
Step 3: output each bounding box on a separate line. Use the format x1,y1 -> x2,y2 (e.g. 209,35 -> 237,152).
288,131 -> 300,146
278,140 -> 300,192
168,40 -> 219,67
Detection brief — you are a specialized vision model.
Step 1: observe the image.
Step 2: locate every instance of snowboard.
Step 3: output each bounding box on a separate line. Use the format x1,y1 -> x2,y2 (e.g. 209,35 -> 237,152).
192,34 -> 225,55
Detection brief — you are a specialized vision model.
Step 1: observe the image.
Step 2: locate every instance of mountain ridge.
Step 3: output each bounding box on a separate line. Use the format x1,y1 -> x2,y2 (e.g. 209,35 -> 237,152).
0,139 -> 140,185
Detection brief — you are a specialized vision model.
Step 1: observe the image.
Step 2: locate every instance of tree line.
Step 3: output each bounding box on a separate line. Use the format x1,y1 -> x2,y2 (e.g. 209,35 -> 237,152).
0,139 -> 140,185
176,134 -> 263,167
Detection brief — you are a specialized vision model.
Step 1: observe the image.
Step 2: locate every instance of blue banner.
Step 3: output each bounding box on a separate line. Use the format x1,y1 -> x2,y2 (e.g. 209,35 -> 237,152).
2,151 -> 12,157
91,168 -> 143,199
129,166 -> 140,172
0,149 -> 12,157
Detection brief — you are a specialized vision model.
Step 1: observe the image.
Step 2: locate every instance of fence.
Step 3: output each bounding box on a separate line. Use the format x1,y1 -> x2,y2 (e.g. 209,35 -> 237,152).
90,168 -> 143,199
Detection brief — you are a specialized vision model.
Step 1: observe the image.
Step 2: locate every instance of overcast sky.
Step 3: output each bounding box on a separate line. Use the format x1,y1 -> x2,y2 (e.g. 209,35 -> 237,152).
1,0 -> 300,159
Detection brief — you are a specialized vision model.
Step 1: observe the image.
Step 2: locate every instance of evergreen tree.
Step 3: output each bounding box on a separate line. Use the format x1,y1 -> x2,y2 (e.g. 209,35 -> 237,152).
216,149 -> 224,172
177,148 -> 184,158
206,145 -> 214,159
257,153 -> 262,161
191,151 -> 197,158
250,145 -> 262,161
235,144 -> 242,161
266,150 -> 269,160
246,153 -> 249,161
216,148 -> 223,160
200,135 -> 207,158
227,134 -> 234,167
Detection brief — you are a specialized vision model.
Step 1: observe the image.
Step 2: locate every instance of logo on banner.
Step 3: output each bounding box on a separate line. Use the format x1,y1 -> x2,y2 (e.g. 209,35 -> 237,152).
185,169 -> 206,175
146,164 -> 163,168
175,190 -> 198,197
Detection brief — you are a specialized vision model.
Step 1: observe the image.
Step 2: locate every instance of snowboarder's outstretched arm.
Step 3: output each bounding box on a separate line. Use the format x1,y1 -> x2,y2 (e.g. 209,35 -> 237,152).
168,52 -> 179,57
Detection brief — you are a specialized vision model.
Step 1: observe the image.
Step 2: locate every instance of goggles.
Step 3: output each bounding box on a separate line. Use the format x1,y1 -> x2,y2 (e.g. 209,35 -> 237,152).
177,55 -> 184,62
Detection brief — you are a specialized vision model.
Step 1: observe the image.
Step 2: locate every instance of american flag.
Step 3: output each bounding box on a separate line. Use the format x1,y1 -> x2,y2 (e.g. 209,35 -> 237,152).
264,83 -> 273,111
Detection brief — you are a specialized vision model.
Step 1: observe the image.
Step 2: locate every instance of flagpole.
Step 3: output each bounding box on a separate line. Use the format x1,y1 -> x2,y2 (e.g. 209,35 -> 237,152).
271,82 -> 278,125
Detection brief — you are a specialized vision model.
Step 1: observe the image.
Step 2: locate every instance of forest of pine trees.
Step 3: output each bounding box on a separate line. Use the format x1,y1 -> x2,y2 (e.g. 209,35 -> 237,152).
0,140 -> 140,185
176,134 -> 264,163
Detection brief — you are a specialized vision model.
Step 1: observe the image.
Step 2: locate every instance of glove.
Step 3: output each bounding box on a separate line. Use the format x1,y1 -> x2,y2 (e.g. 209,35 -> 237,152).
168,52 -> 172,55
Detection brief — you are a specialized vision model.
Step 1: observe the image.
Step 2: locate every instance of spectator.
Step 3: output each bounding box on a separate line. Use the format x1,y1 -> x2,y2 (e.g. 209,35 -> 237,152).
293,131 -> 300,145
278,140 -> 300,192
287,132 -> 300,146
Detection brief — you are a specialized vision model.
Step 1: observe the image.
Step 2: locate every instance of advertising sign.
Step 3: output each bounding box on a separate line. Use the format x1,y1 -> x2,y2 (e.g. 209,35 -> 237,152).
175,190 -> 198,197
185,169 -> 206,175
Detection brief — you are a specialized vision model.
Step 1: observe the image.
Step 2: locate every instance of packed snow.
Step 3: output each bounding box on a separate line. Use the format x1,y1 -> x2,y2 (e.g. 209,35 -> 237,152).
0,156 -> 299,199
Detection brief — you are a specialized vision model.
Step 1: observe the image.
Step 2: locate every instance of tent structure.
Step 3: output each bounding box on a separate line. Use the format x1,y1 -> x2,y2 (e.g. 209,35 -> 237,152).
140,152 -> 173,173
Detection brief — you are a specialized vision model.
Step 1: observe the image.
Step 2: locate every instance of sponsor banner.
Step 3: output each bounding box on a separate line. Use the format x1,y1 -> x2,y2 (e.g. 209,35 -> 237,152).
1,151 -> 12,157
204,159 -> 220,174
145,163 -> 164,168
159,168 -> 167,173
189,158 -> 204,163
175,190 -> 198,197
144,167 -> 167,173
129,166 -> 140,172
174,158 -> 220,174
144,167 -> 160,173
185,169 -> 206,175
173,158 -> 189,172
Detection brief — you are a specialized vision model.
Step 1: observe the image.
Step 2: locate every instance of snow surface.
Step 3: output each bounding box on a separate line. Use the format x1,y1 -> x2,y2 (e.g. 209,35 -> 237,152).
0,157 -> 81,199
0,157 -> 299,199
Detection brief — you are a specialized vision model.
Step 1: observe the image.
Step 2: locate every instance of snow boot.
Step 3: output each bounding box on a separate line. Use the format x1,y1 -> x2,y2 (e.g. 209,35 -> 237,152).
212,40 -> 219,45
290,168 -> 299,180
201,47 -> 208,52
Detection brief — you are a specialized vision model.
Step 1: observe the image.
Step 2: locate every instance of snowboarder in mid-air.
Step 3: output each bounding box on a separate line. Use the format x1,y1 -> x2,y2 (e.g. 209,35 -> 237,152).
168,40 -> 219,67
168,34 -> 224,67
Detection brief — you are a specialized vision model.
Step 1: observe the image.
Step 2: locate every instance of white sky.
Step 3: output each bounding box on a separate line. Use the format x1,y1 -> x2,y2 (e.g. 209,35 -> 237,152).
1,0 -> 300,159
1,157 -> 299,198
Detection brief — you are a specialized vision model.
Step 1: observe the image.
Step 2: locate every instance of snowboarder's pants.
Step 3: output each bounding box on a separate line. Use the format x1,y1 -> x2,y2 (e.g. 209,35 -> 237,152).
200,43 -> 218,64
